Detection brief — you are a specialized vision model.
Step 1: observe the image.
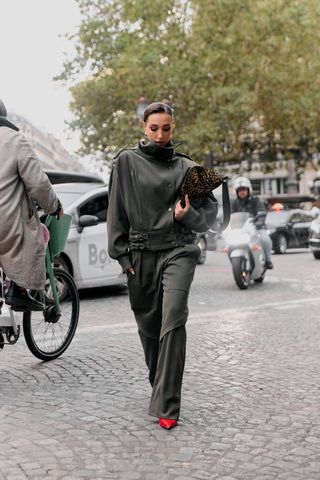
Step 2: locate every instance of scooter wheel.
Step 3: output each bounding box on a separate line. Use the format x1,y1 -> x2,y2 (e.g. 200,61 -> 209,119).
231,257 -> 250,290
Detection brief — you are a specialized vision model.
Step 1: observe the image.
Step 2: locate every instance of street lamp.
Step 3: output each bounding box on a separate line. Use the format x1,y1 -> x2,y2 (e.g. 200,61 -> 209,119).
204,151 -> 215,168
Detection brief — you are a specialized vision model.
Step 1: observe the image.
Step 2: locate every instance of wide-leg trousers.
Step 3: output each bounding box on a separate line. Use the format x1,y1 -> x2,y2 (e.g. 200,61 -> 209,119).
127,244 -> 200,420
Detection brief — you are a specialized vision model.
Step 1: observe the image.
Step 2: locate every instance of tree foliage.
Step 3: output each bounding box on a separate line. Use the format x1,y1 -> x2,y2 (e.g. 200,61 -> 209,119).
58,0 -> 320,167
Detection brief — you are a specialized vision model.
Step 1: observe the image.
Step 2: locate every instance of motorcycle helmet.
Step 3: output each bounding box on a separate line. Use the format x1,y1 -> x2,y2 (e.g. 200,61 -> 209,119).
233,176 -> 252,196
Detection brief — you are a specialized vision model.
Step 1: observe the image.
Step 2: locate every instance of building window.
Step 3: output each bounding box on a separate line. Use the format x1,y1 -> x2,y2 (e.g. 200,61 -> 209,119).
251,178 -> 286,195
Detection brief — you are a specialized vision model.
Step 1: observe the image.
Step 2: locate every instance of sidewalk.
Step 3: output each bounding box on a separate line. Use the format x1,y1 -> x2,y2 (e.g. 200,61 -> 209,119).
0,296 -> 319,479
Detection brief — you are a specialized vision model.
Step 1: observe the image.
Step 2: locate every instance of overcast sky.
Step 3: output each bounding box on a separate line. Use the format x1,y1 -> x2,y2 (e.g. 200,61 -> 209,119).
1,0 -> 81,153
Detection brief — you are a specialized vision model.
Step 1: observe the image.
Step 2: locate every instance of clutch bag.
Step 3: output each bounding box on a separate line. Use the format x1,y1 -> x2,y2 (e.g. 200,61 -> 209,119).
179,165 -> 227,208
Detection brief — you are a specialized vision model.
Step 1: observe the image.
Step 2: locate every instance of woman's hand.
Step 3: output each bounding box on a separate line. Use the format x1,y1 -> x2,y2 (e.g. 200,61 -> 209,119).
175,195 -> 190,221
126,267 -> 135,276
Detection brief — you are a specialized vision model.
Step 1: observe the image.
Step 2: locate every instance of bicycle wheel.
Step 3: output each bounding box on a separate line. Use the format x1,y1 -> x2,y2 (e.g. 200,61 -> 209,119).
23,268 -> 79,361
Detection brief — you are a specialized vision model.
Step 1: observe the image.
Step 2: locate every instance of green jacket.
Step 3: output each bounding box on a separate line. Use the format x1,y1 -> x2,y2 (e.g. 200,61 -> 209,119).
107,139 -> 218,270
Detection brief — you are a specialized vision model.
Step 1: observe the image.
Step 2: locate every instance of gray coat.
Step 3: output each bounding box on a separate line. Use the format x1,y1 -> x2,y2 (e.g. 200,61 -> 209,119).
0,126 -> 58,289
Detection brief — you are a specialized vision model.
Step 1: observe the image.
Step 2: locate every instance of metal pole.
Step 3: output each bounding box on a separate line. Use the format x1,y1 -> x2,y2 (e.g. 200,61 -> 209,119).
286,158 -> 299,194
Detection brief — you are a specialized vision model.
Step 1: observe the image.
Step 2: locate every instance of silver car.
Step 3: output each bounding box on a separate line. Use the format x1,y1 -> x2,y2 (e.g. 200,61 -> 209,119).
309,215 -> 320,259
52,183 -> 126,289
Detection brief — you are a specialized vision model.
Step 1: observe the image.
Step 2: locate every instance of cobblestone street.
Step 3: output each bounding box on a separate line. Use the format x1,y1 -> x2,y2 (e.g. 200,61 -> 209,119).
0,250 -> 319,480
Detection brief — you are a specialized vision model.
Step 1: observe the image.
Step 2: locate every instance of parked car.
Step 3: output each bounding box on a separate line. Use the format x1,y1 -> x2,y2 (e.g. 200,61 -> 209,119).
45,169 -> 104,185
196,233 -> 209,264
262,193 -> 315,210
309,215 -> 320,259
51,182 -> 126,290
266,209 -> 315,254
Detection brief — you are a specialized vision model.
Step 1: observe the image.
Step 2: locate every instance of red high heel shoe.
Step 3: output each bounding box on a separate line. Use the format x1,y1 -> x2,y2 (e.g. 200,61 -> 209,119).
159,418 -> 177,429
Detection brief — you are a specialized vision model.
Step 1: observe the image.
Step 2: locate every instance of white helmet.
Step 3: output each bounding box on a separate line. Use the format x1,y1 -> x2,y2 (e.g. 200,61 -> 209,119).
233,176 -> 252,195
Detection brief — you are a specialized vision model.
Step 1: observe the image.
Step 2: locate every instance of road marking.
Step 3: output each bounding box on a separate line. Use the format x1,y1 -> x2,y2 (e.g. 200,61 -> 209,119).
76,296 -> 320,335
189,296 -> 320,320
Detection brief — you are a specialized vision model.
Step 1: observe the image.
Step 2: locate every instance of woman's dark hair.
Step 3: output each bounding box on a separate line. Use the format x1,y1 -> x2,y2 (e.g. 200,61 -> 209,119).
143,102 -> 174,122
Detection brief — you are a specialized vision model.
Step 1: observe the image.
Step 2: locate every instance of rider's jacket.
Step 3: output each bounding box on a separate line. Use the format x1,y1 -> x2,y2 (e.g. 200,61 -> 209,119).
0,122 -> 58,290
107,139 -> 218,271
231,195 -> 267,228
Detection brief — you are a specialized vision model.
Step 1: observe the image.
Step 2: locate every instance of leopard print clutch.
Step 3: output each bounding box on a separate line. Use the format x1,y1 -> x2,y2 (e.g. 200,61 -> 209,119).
179,166 -> 227,208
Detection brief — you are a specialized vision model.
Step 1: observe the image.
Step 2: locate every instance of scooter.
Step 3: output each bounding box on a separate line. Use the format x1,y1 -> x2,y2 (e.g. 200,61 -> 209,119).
222,212 -> 267,289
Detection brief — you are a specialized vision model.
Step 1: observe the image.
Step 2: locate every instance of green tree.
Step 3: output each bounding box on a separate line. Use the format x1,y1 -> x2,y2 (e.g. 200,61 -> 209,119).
59,0 -> 320,169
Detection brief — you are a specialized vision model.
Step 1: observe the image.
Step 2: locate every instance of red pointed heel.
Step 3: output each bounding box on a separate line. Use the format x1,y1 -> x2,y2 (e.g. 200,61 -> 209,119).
159,418 -> 177,429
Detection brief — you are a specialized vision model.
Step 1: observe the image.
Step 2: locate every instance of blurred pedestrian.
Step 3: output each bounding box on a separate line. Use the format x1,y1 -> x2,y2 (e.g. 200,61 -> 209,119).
310,200 -> 320,217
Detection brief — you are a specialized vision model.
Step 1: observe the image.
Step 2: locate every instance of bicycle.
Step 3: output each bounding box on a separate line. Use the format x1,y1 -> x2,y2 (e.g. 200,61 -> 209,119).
0,213 -> 79,361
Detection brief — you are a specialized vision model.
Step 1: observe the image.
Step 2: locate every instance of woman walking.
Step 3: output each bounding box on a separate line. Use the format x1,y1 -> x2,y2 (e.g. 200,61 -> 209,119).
107,102 -> 218,429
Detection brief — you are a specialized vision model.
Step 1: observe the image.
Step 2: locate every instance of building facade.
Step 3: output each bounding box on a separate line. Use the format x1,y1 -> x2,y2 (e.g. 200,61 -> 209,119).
214,155 -> 320,197
8,112 -> 84,172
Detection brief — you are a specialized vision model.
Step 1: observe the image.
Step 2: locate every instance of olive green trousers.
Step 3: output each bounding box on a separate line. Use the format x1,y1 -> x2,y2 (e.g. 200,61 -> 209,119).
127,244 -> 200,420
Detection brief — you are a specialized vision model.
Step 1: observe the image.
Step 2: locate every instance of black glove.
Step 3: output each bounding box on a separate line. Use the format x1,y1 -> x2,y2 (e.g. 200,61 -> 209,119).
253,211 -> 266,229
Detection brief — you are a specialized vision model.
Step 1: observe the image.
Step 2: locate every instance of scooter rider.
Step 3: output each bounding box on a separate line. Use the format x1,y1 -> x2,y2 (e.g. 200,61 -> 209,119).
231,177 -> 273,269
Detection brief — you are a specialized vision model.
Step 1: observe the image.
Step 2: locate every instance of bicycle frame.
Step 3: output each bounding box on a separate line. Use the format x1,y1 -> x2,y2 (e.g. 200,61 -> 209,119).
0,270 -> 23,350
0,213 -> 78,360
42,212 -> 72,307
0,216 -> 62,345
43,224 -> 61,315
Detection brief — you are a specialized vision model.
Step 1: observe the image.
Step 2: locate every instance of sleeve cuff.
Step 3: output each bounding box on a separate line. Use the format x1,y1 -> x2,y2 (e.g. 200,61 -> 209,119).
117,254 -> 132,272
179,206 -> 199,229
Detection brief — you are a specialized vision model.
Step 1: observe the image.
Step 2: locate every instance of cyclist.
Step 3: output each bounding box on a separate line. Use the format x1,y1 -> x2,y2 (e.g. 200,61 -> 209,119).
0,99 -> 62,312
231,176 -> 273,269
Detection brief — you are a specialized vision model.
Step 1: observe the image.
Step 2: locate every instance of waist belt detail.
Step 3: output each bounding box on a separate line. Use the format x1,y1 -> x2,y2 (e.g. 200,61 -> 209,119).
129,230 -> 196,251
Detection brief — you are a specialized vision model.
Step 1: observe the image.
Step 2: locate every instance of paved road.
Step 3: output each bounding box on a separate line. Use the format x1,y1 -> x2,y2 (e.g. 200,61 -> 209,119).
0,249 -> 319,480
